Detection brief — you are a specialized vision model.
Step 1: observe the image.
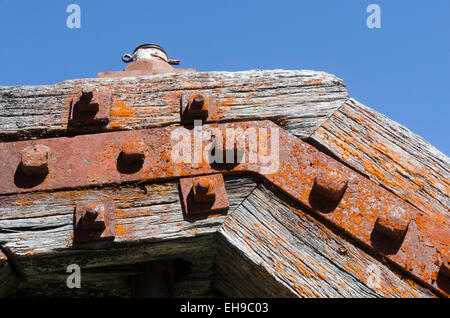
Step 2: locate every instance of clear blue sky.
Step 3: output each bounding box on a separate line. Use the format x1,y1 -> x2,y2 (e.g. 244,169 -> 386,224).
0,1 -> 449,155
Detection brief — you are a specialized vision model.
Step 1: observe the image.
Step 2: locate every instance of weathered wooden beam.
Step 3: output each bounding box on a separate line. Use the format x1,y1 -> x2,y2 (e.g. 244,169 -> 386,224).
0,70 -> 348,141
216,184 -> 435,298
0,250 -> 19,297
309,98 -> 450,226
0,177 -> 258,278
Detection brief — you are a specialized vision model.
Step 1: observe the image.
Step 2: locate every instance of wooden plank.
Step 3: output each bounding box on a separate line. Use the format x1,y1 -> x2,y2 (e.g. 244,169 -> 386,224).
216,183 -> 435,298
0,177 -> 258,278
0,70 -> 348,141
309,98 -> 450,225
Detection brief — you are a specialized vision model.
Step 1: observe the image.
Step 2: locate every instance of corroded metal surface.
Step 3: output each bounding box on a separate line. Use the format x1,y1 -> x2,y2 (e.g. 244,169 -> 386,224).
180,174 -> 229,217
0,120 -> 448,295
69,88 -> 112,126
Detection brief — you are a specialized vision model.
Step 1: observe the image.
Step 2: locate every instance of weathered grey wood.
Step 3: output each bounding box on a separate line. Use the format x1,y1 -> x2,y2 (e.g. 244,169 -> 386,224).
215,184 -> 434,298
0,70 -> 348,141
0,177 -> 258,277
309,98 -> 450,224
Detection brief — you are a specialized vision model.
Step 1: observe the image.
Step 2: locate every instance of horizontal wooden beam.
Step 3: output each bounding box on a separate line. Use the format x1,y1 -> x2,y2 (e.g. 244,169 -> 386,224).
0,70 -> 348,141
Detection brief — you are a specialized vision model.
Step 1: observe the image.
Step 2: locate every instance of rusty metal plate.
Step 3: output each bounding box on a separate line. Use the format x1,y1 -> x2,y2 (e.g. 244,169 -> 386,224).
0,120 -> 448,295
179,174 -> 229,217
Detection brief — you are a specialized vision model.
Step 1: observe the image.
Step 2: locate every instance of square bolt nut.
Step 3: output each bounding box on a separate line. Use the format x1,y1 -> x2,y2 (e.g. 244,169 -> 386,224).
21,145 -> 50,176
439,250 -> 450,278
74,200 -> 116,245
179,174 -> 229,217
374,207 -> 411,243
69,87 -> 112,126
193,176 -> 216,203
312,166 -> 348,202
180,93 -> 217,124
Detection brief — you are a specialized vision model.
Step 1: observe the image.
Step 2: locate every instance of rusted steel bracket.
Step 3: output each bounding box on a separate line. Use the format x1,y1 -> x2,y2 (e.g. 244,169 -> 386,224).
0,120 -> 448,295
179,173 -> 229,217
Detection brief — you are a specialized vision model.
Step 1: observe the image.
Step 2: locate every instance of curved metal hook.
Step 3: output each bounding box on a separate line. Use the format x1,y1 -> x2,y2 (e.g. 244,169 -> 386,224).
121,53 -> 134,63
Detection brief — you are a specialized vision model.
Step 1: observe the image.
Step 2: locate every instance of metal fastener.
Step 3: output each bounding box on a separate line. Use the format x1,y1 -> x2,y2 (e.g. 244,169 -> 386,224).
188,94 -> 208,118
180,93 -> 217,124
312,166 -> 348,201
439,251 -> 450,278
374,207 -> 411,242
74,200 -> 116,245
76,87 -> 99,112
121,139 -> 146,164
179,173 -> 229,217
20,145 -> 50,176
193,176 -> 216,203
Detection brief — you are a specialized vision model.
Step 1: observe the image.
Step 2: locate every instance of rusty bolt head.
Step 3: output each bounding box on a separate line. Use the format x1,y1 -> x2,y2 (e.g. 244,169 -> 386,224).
193,176 -> 216,203
81,87 -> 93,101
82,202 -> 107,232
374,207 -> 411,242
439,250 -> 450,278
21,145 -> 50,176
74,87 -> 100,112
312,166 -> 348,201
121,139 -> 146,164
441,260 -> 450,278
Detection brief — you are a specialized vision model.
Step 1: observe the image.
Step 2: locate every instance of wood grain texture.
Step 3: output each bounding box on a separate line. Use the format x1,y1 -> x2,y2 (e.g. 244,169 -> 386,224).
216,183 -> 434,298
0,177 -> 257,277
0,70 -> 348,141
309,98 -> 450,225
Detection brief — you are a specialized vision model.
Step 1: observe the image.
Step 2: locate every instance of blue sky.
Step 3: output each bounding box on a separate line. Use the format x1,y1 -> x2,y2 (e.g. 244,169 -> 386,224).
0,1 -> 449,155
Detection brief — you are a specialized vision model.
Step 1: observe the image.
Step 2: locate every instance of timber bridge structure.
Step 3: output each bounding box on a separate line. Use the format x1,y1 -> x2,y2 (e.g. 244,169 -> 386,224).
0,44 -> 448,298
